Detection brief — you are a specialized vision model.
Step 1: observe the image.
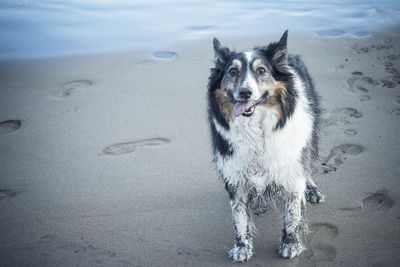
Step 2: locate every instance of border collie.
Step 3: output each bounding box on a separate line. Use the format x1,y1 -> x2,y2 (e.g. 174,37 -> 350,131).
207,31 -> 325,262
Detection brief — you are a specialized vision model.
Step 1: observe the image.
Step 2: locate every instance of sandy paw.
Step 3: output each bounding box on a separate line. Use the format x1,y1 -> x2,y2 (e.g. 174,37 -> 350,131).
228,245 -> 253,262
305,186 -> 325,204
0,120 -> 21,134
103,138 -> 170,155
53,80 -> 93,98
279,241 -> 305,259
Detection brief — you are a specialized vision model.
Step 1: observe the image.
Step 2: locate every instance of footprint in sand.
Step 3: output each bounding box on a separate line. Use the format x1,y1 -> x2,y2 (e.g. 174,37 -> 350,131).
53,80 -> 93,98
380,54 -> 400,87
338,206 -> 362,214
362,189 -> 394,212
0,120 -> 21,134
320,144 -> 364,174
0,234 -> 136,266
309,222 -> 339,240
389,95 -> 400,115
0,189 -> 17,200
339,189 -> 394,216
352,38 -> 393,54
301,222 -> 339,264
381,78 -> 397,89
102,138 -> 170,155
321,107 -> 362,128
344,129 -> 358,137
307,244 -> 337,262
346,71 -> 378,101
390,108 -> 400,115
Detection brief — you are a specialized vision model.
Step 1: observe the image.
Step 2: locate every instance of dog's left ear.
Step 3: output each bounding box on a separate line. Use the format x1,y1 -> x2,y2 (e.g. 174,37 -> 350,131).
271,30 -> 288,68
277,30 -> 288,53
261,30 -> 288,72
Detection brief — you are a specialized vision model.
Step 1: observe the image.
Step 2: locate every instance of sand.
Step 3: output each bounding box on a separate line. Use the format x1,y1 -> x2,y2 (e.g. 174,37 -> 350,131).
0,27 -> 400,266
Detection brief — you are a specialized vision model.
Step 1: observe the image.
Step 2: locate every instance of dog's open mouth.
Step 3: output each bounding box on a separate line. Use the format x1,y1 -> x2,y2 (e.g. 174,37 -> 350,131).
233,92 -> 269,117
234,101 -> 254,117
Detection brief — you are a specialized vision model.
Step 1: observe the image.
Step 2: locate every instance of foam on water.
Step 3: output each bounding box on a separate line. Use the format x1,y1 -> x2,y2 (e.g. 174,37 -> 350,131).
315,29 -> 346,38
152,51 -> 177,60
0,0 -> 399,58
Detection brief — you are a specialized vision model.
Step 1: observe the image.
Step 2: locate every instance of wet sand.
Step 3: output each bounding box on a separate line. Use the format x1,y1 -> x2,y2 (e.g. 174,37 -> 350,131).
0,27 -> 400,266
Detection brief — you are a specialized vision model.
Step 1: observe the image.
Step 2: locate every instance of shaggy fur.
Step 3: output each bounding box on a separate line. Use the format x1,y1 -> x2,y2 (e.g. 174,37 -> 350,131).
207,31 -> 325,262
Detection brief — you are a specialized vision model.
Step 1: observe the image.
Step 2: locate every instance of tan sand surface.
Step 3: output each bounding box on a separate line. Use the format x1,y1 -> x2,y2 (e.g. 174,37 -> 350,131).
1,28 -> 400,266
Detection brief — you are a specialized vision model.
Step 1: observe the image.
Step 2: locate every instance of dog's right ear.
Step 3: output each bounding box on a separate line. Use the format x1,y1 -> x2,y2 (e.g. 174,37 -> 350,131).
213,38 -> 230,63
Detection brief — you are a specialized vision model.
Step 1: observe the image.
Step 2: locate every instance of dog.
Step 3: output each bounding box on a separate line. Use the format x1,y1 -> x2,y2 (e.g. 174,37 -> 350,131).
207,30 -> 325,262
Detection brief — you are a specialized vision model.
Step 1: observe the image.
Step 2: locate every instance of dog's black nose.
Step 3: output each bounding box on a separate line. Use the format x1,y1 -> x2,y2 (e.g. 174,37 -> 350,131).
238,88 -> 252,100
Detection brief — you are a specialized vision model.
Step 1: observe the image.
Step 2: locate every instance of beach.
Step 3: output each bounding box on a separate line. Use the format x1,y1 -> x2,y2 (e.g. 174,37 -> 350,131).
1,27 -> 400,266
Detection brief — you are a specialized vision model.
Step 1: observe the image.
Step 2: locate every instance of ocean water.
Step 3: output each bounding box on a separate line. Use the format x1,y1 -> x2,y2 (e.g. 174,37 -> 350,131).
0,0 -> 399,58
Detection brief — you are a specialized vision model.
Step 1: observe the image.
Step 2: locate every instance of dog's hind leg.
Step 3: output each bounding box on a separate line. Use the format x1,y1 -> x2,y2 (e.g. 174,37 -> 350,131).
301,146 -> 325,204
279,193 -> 306,259
305,178 -> 325,204
226,186 -> 255,262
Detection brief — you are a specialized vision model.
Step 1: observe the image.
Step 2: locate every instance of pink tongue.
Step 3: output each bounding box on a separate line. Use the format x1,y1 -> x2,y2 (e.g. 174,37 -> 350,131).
233,101 -> 253,117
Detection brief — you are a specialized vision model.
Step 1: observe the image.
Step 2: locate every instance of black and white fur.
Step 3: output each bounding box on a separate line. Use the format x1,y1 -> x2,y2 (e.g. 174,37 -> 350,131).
207,31 -> 325,262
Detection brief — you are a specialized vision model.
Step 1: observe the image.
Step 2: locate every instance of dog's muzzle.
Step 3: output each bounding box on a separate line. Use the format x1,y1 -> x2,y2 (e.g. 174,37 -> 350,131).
233,91 -> 269,117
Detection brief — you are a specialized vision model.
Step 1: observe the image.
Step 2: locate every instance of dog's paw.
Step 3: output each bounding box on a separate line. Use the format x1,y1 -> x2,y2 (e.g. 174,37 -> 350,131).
228,245 -> 253,263
305,186 -> 325,204
279,241 -> 305,259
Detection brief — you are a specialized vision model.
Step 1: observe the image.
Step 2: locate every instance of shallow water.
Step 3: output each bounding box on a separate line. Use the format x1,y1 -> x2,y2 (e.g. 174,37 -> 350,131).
0,0 -> 399,58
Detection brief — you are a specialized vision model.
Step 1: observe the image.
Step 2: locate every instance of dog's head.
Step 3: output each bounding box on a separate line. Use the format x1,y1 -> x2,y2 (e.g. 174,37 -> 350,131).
211,30 -> 291,119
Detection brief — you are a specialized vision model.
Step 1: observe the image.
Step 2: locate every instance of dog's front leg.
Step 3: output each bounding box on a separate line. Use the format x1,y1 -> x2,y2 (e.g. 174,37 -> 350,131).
228,194 -> 254,262
279,194 -> 306,259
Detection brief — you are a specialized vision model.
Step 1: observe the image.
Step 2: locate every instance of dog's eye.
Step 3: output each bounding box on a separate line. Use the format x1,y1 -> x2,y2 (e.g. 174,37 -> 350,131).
256,67 -> 266,75
228,68 -> 239,77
